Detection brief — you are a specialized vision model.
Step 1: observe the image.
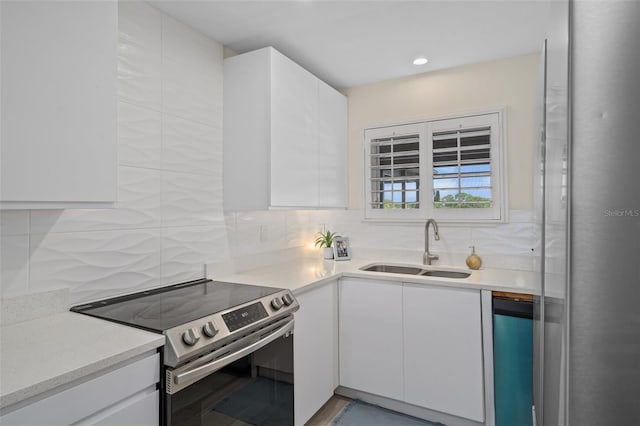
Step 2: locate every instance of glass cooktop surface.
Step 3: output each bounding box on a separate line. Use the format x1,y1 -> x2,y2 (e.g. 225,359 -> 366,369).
71,279 -> 282,332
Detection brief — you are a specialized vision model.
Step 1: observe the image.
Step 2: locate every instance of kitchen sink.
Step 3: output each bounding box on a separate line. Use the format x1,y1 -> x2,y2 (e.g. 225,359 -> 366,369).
361,264 -> 424,275
420,270 -> 471,279
360,263 -> 471,279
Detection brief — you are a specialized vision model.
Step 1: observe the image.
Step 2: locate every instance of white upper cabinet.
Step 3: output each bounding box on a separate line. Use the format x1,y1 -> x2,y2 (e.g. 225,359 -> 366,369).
318,80 -> 348,208
269,48 -> 319,208
223,47 -> 347,210
0,1 -> 118,209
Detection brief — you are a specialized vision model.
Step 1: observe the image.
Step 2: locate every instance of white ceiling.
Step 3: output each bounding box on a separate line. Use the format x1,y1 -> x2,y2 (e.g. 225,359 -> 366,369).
150,0 -> 550,89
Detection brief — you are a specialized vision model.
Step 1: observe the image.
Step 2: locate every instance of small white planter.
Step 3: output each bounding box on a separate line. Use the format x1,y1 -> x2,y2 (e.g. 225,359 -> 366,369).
323,247 -> 334,260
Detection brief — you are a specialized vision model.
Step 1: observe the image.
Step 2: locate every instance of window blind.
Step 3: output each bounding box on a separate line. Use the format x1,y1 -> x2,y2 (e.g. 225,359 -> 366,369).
432,127 -> 492,208
370,134 -> 420,209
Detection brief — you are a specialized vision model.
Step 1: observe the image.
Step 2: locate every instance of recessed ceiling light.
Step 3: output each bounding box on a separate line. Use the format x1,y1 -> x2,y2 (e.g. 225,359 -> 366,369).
413,57 -> 428,66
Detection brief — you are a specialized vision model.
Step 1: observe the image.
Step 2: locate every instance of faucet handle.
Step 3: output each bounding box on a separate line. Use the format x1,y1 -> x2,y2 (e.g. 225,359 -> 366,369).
423,252 -> 439,265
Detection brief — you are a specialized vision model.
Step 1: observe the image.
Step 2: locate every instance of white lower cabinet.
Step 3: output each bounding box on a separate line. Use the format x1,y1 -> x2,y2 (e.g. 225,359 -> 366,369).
338,278 -> 485,422
294,281 -> 339,425
403,283 -> 485,422
339,278 -> 404,401
0,352 -> 159,425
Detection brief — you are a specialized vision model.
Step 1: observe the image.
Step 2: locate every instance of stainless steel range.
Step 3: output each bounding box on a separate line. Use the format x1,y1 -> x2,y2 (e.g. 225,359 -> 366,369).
72,278 -> 299,426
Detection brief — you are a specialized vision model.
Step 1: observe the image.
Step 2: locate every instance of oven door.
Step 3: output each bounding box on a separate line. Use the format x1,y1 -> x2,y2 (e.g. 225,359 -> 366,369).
164,318 -> 294,426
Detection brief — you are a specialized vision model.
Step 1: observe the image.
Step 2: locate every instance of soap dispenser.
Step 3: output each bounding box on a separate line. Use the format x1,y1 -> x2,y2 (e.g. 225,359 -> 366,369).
466,246 -> 482,270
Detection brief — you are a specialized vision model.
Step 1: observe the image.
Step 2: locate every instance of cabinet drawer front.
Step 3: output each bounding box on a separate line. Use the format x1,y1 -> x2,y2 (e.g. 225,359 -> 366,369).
1,352 -> 159,425
85,388 -> 159,426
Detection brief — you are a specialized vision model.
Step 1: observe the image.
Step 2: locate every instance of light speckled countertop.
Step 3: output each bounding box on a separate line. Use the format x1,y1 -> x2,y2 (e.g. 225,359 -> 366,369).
212,256 -> 538,296
0,312 -> 164,410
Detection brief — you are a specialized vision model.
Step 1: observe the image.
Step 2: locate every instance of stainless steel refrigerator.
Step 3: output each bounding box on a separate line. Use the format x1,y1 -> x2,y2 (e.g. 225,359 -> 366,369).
535,1 -> 640,424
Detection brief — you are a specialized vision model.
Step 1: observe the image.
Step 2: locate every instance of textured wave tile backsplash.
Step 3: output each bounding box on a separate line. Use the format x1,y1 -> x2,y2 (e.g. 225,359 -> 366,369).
118,101 -> 162,169
162,114 -> 221,176
117,1 -> 162,111
29,229 -> 162,301
161,223 -> 229,285
29,167 -> 162,234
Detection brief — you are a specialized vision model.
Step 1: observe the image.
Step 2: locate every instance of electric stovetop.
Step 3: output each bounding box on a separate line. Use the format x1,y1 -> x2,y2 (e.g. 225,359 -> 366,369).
71,279 -> 283,333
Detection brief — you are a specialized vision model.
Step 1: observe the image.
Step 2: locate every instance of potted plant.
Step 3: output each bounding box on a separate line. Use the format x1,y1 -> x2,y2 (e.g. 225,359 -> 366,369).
314,230 -> 340,259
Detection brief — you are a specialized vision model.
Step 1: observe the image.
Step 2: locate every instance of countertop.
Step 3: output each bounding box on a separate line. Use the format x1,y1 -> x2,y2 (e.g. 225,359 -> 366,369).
214,256 -> 538,296
0,312 -> 164,411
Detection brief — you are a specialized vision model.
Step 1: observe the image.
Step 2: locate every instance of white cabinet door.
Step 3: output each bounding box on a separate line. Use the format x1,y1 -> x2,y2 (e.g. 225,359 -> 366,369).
294,281 -> 338,425
318,80 -> 348,208
270,50 -> 319,208
223,48 -> 271,211
403,284 -> 485,422
339,278 -> 403,400
223,47 -> 347,211
0,1 -> 117,209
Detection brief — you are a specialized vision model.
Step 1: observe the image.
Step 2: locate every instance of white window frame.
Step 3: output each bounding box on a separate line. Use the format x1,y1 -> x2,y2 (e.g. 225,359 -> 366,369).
363,109 -> 508,224
364,122 -> 427,221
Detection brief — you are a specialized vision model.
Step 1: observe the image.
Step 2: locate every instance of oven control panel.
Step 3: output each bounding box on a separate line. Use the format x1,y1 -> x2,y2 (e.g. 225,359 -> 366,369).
165,289 -> 299,367
223,302 -> 269,332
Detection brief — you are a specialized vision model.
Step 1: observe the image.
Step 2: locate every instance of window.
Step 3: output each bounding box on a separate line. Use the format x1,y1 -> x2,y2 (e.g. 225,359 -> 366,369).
364,110 -> 506,223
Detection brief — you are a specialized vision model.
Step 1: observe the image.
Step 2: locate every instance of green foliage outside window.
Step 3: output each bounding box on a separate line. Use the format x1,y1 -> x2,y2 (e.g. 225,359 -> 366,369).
433,191 -> 491,208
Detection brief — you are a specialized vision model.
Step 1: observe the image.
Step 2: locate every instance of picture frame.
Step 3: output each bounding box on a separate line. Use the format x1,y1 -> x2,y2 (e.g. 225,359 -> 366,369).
332,237 -> 351,261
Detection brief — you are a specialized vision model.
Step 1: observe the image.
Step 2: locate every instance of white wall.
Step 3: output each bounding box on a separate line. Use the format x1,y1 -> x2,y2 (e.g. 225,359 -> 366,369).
344,54 -> 540,211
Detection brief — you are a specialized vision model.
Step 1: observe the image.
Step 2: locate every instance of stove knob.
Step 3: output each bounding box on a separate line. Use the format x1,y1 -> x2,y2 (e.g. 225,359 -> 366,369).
282,293 -> 294,306
271,297 -> 283,310
182,328 -> 200,346
202,321 -> 218,338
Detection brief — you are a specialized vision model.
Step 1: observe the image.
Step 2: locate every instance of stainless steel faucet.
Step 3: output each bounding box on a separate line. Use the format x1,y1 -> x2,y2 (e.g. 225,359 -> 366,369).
423,219 -> 440,265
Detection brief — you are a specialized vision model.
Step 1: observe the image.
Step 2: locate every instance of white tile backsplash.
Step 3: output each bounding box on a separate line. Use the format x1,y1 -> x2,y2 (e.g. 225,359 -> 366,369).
118,1 -> 162,52
117,39 -> 162,112
161,224 -> 228,285
29,229 -> 162,302
0,235 -> 30,297
30,166 -> 162,233
117,1 -> 162,112
162,171 -> 222,227
118,100 -> 162,169
162,56 -> 222,126
162,114 -> 220,175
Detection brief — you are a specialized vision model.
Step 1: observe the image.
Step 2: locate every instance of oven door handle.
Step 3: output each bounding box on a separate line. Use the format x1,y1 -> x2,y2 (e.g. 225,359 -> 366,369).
174,319 -> 294,386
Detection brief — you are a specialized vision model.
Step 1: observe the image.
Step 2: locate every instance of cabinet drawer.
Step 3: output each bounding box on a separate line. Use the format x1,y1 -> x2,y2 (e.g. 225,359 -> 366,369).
85,388 -> 159,426
1,352 -> 159,425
